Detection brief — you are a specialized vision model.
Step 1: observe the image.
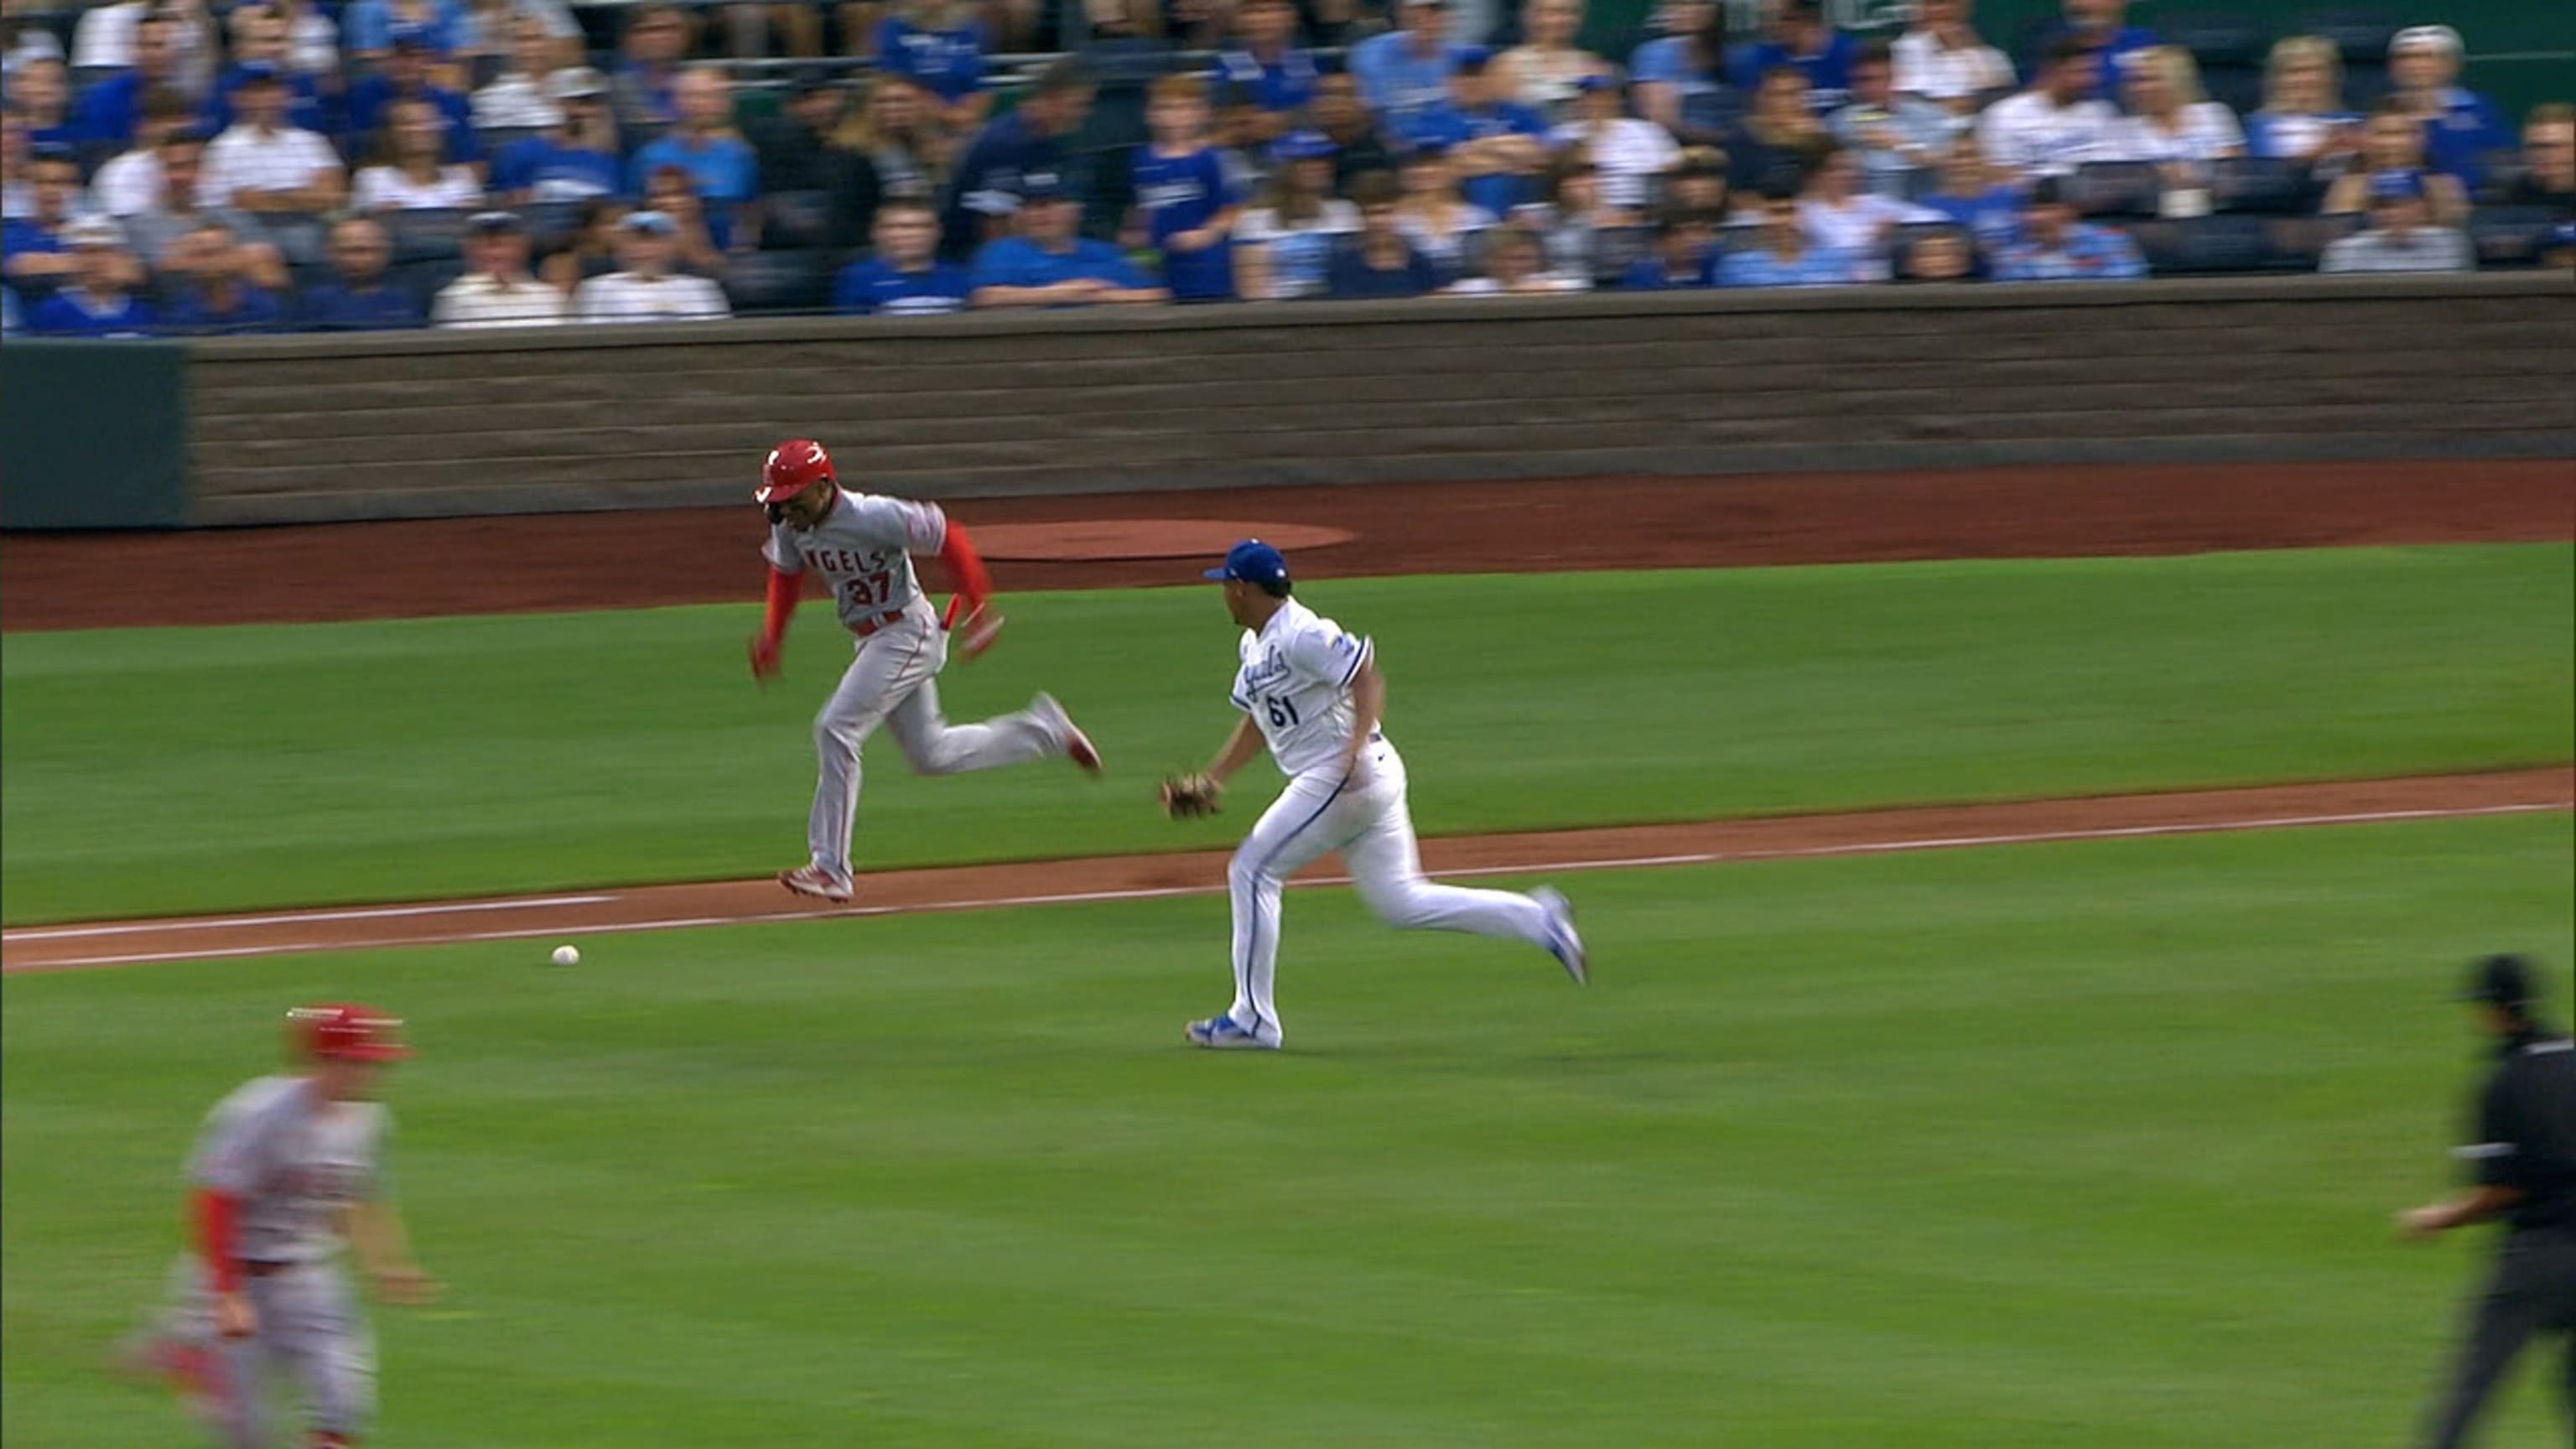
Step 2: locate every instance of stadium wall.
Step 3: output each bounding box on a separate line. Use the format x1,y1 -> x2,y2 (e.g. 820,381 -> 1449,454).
5,274 -> 2569,530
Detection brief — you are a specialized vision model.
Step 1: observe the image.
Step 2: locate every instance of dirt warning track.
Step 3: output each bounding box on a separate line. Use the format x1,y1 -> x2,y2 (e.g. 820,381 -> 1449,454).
8,768 -> 2565,973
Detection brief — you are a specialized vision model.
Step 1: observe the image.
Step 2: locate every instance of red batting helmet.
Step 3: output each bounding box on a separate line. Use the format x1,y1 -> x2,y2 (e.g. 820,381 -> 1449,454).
288,1004 -> 412,1063
756,439 -> 834,505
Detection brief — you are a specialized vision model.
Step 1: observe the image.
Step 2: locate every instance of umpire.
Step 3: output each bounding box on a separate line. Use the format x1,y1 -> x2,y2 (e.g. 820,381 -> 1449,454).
2399,953 -> 2576,1446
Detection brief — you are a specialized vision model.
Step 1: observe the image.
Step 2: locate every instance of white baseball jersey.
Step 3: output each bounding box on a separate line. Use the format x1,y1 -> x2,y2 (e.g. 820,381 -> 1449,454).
1976,92 -> 2116,177
1230,598 -> 1374,778
187,1076 -> 389,1265
764,488 -> 948,631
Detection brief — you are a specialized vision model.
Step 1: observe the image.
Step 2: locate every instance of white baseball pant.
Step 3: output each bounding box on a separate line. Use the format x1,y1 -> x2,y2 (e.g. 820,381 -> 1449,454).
809,601 -> 1062,880
1227,737 -> 1555,1044
155,1254 -> 375,1447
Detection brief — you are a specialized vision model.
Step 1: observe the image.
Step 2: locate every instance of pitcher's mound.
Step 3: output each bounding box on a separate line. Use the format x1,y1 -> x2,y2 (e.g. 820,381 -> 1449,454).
970,520 -> 1358,563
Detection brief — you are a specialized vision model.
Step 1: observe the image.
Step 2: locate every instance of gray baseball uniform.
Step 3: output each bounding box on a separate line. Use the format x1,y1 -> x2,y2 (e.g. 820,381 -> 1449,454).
162,1074 -> 390,1447
767,488 -> 1070,886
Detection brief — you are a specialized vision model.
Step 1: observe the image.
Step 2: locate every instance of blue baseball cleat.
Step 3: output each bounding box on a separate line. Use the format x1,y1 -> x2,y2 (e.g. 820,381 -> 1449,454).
1186,1015 -> 1280,1050
1533,886 -> 1588,985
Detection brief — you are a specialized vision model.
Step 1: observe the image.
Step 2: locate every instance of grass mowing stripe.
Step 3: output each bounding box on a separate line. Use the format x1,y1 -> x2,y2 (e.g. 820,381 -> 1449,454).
3,545 -> 2567,923
3,814 -> 2568,1446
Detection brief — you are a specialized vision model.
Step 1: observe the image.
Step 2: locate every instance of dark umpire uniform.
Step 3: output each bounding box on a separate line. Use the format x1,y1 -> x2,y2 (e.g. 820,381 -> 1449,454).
2407,953 -> 2576,1448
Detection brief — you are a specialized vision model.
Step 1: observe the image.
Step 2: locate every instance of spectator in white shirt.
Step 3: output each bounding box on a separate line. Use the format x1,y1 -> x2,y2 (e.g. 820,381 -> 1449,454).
354,98 -> 486,211
1550,73 -> 1678,211
2319,169 -> 2471,273
472,16 -> 569,132
2102,46 -> 2244,166
1795,140 -> 1933,278
1496,0 -> 1607,122
432,209 -> 567,326
196,68 -> 345,215
269,0 -> 343,77
572,208 -> 732,322
1394,141 -> 1501,280
1976,34 -> 2115,181
1892,0 -> 2012,122
1446,222 -> 1584,293
2247,35 -> 2360,167
93,86 -> 198,218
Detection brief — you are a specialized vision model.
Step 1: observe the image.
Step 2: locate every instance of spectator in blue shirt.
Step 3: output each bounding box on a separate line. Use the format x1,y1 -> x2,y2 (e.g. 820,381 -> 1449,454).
1402,48 -> 1551,219
2025,0 -> 2154,107
1130,74 -> 1242,302
157,218 -> 287,332
969,169 -> 1167,308
834,197 -> 972,314
491,69 -> 624,202
1328,173 -> 1442,299
1717,181 -> 1870,287
346,33 -> 480,164
2,150 -> 86,293
1350,0 -> 1459,135
1618,205 -> 1720,288
2387,25 -> 2511,190
343,0 -> 465,65
1212,0 -> 1319,151
71,13 -> 186,151
1918,133 -> 2022,253
941,56 -> 1090,257
874,0 -> 990,136
1632,0 -> 1737,148
25,216 -> 155,335
1731,0 -> 1859,112
299,216 -> 424,330
12,58 -> 84,148
200,5 -> 333,138
629,65 -> 757,208
1990,175 -> 2145,281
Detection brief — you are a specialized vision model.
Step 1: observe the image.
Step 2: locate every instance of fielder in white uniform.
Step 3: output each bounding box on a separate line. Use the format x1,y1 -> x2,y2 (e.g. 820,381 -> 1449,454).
1182,540 -> 1587,1050
119,1004 -> 436,1449
750,438 -> 1102,902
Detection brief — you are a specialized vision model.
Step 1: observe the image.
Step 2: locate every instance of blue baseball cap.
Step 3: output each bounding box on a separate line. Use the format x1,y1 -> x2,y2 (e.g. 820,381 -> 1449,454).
2368,168 -> 2426,201
1015,168 -> 1074,203
1270,128 -> 1337,163
1205,539 -> 1289,586
1575,72 -> 1620,93
1449,44 -> 1493,68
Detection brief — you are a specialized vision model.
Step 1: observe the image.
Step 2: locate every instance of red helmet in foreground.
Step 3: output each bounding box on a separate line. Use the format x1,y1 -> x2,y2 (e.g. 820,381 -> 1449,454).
288,1004 -> 412,1063
756,438 -> 834,504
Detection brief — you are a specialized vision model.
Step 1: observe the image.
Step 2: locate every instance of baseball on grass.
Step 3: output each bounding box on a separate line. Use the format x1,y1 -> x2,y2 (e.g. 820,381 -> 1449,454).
550,945 -> 580,967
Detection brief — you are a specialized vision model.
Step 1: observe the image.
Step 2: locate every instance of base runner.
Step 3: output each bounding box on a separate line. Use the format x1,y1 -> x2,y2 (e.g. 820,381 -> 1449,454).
750,438 -> 1103,902
1161,540 -> 1587,1049
118,1005 -> 438,1448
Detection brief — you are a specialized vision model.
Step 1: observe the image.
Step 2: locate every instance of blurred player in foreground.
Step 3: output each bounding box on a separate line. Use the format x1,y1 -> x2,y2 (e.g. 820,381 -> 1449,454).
119,1004 -> 439,1448
2398,953 -> 2576,1448
1161,540 -> 1587,1049
751,438 -> 1102,902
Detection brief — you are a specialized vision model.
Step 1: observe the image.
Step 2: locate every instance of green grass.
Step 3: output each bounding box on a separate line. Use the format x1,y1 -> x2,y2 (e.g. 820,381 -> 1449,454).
3,544 -> 2569,922
3,814 -> 2570,1447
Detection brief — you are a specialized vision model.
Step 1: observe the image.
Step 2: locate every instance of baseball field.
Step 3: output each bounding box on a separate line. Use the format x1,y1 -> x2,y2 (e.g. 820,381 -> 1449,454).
4,463 -> 2572,1446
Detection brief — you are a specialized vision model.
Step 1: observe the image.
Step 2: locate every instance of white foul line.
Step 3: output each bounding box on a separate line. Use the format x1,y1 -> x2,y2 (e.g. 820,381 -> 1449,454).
3,799 -> 2563,973
3,894 -> 621,942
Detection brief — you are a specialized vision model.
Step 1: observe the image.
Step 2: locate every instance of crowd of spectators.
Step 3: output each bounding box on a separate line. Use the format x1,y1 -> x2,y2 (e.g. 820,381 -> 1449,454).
1,0 -> 2568,336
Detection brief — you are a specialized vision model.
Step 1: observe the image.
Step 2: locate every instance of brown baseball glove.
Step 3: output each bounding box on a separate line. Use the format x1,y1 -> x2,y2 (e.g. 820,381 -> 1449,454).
1159,772 -> 1223,819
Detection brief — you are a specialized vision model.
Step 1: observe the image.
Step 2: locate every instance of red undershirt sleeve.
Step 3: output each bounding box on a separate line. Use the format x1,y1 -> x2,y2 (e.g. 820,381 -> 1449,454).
194,1187 -> 243,1293
937,522 -> 994,618
761,566 -> 799,644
